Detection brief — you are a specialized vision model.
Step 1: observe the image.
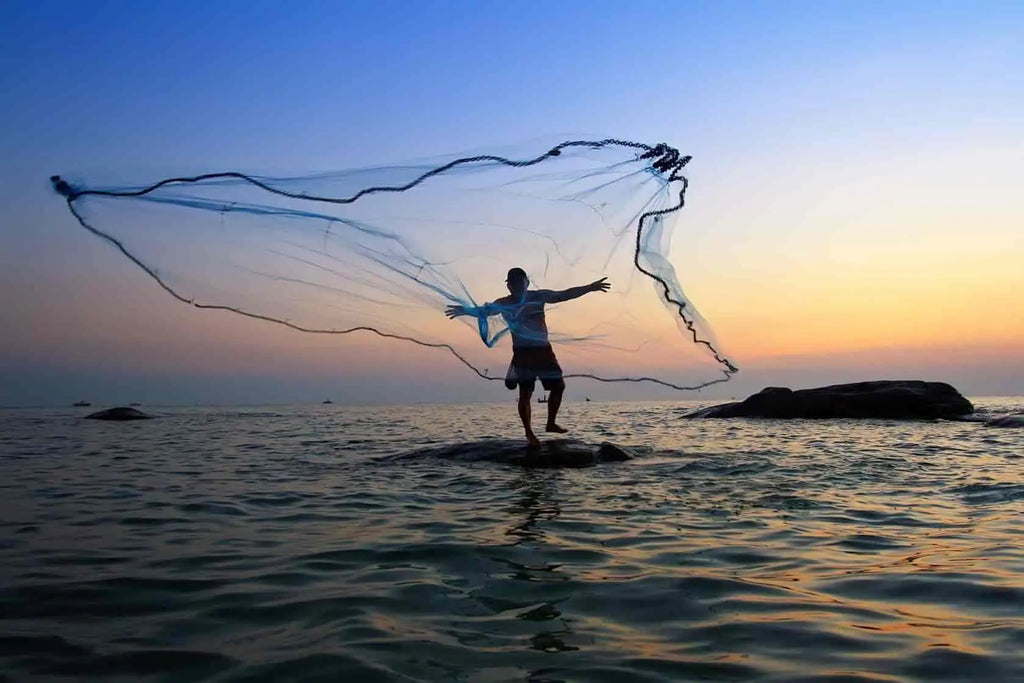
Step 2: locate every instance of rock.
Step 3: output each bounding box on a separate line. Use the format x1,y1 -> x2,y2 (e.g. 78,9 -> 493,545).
596,443 -> 631,462
84,406 -> 153,421
396,438 -> 632,468
685,380 -> 973,420
986,415 -> 1024,428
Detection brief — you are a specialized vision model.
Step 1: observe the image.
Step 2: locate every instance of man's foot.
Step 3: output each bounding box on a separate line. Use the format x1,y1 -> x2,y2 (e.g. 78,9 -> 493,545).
526,432 -> 542,448
545,423 -> 568,434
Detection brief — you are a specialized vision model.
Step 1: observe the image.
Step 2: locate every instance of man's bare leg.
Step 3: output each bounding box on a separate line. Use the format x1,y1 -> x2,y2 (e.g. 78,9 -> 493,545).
518,385 -> 541,447
545,381 -> 567,433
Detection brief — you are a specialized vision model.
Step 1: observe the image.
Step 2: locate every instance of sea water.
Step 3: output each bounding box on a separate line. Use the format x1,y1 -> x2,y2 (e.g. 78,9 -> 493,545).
1,398 -> 1022,682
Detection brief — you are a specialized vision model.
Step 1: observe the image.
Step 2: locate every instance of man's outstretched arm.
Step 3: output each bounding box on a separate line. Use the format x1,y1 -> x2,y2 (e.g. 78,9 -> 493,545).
445,302 -> 500,319
540,277 -> 611,304
445,304 -> 470,319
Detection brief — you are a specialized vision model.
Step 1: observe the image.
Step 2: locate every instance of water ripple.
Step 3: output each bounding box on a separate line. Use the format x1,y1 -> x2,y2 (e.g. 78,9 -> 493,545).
1,399 -> 1023,681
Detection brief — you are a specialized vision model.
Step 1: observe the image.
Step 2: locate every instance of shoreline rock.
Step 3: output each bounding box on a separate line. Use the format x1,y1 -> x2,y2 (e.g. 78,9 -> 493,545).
686,380 -> 973,420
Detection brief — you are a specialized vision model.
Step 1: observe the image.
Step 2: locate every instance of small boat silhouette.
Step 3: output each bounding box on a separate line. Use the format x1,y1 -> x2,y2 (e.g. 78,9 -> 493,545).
537,393 -> 548,404
72,401 -> 91,407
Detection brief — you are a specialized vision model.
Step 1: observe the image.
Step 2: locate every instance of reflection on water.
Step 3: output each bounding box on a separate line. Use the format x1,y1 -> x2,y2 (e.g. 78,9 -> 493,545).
504,472 -> 579,658
507,472 -> 562,546
0,398 -> 1023,681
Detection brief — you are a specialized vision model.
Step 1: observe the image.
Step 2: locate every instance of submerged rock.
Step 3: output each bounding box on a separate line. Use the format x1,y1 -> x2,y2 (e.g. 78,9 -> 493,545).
398,438 -> 632,468
595,443 -> 631,462
986,414 -> 1024,428
84,406 -> 153,421
686,380 -> 973,420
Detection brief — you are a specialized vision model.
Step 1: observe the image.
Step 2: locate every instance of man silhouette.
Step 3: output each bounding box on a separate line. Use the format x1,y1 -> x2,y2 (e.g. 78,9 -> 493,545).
447,267 -> 610,446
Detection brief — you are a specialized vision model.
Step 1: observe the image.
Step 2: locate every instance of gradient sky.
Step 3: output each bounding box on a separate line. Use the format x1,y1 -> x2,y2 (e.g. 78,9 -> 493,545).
2,0 -> 1022,405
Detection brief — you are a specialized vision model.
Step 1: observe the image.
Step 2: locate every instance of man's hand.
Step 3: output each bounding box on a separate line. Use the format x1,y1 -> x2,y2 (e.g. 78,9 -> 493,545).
445,304 -> 467,319
589,277 -> 611,293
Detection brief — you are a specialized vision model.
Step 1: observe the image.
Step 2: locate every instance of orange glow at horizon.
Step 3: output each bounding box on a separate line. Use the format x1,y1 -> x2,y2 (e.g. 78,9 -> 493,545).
9,133 -> 1023,391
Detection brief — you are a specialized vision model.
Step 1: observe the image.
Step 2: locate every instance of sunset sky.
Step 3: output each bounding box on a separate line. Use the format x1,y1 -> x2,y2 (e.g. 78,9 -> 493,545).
2,1 -> 1022,405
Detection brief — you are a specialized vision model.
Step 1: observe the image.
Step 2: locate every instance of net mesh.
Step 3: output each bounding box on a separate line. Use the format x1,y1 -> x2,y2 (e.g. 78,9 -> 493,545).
52,138 -> 737,390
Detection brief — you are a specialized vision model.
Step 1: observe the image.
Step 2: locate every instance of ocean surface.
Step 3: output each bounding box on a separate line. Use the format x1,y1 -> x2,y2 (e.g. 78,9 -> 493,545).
1,397 -> 1023,682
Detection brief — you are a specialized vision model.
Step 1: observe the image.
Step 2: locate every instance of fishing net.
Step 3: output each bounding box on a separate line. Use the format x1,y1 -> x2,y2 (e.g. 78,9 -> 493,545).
51,138 -> 737,390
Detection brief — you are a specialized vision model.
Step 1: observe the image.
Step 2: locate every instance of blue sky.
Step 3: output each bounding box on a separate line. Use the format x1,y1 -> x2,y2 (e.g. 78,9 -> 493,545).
8,1 -> 1018,167
2,1 -> 1022,405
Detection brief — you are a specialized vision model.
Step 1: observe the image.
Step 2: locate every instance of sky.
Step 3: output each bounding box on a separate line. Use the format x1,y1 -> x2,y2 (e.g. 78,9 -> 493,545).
2,0 -> 1022,406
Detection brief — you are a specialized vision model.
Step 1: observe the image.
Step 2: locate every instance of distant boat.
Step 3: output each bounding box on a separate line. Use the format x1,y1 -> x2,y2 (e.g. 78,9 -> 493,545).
537,393 -> 548,404
129,402 -> 141,406
585,397 -> 591,402
322,399 -> 333,404
72,401 -> 91,407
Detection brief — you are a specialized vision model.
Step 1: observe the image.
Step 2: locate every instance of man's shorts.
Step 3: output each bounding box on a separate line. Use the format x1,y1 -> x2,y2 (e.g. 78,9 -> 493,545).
504,345 -> 565,391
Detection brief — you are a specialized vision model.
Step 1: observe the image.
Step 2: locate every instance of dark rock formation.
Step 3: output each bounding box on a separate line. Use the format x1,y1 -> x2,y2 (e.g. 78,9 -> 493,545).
84,406 -> 153,421
686,381 -> 973,420
396,438 -> 632,468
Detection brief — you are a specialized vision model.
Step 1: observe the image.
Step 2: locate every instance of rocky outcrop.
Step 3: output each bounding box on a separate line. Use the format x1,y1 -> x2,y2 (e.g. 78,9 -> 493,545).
396,439 -> 631,468
84,407 -> 153,421
686,381 -> 973,420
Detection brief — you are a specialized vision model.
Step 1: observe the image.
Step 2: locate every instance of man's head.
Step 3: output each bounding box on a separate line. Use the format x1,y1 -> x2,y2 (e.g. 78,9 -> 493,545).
506,267 -> 529,294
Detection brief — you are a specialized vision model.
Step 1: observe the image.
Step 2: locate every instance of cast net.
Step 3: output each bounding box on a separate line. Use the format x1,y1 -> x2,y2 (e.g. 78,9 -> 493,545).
52,138 -> 737,390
